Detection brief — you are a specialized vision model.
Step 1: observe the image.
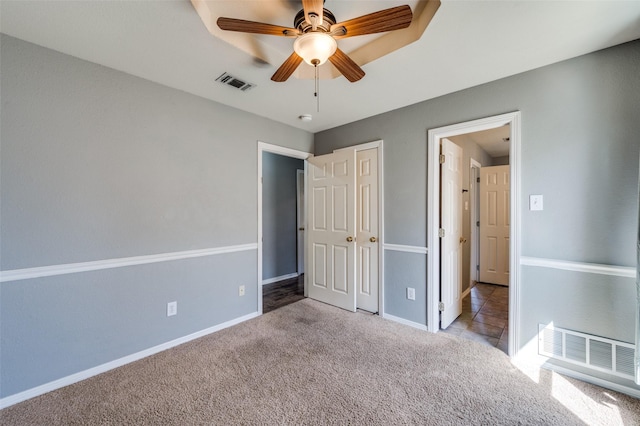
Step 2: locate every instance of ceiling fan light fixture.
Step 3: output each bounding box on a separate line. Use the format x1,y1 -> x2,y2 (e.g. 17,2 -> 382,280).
294,32 -> 337,66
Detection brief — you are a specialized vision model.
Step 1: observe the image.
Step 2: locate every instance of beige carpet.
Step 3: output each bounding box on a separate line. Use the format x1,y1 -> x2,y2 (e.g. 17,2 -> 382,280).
2,299 -> 639,425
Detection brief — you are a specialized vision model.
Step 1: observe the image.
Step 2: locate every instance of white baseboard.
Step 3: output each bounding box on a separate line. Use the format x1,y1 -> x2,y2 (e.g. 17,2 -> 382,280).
462,287 -> 471,299
541,363 -> 640,399
512,353 -> 640,399
382,313 -> 428,331
261,272 -> 299,286
0,311 -> 260,409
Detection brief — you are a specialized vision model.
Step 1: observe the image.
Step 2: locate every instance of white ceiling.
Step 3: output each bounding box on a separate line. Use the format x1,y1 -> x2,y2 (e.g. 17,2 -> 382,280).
2,0 -> 640,133
450,125 -> 510,158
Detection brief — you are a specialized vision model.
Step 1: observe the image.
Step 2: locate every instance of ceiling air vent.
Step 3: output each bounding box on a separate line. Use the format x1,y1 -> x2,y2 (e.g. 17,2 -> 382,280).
216,72 -> 256,92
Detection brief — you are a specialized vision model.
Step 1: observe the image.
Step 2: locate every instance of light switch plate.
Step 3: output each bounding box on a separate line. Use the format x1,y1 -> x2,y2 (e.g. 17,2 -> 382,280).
530,194 -> 543,211
167,301 -> 177,317
407,287 -> 416,300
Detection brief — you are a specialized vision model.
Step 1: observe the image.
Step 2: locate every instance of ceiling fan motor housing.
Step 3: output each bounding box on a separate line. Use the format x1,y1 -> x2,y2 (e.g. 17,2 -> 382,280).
294,8 -> 336,33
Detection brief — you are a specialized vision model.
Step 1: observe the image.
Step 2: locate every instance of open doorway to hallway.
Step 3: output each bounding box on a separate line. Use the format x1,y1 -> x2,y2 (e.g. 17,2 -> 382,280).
261,151 -> 304,313
427,112 -> 521,357
263,275 -> 305,314
440,125 -> 511,353
259,146 -> 309,314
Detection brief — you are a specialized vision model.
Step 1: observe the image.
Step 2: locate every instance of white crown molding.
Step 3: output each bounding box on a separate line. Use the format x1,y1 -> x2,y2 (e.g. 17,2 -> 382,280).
0,243 -> 258,283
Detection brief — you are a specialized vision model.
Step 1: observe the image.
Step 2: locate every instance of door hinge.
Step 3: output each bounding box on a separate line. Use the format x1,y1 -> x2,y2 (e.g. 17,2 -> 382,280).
476,221 -> 480,227
477,177 -> 480,183
438,228 -> 445,238
438,302 -> 445,312
439,154 -> 446,164
476,265 -> 480,271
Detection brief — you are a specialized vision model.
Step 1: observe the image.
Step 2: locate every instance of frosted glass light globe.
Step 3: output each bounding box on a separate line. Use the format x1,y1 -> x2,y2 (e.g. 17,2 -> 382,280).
294,32 -> 338,66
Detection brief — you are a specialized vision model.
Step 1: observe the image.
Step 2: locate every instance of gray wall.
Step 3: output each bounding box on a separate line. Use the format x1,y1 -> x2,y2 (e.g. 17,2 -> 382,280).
262,152 -> 303,280
315,39 -> 640,388
0,35 -> 312,397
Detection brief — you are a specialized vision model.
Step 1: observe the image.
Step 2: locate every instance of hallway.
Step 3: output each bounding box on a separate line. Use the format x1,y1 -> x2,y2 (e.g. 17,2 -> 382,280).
442,283 -> 509,353
262,274 -> 305,314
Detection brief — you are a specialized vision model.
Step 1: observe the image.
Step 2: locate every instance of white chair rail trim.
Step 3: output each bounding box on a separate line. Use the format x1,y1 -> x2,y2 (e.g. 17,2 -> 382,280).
0,243 -> 259,283
520,256 -> 635,278
383,244 -> 428,255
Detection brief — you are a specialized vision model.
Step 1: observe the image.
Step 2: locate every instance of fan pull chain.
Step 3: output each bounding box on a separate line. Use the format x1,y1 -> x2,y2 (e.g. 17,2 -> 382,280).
314,63 -> 320,112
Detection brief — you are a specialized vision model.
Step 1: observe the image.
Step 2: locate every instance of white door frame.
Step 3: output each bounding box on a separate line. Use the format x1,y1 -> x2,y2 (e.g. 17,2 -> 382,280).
257,141 -> 312,315
427,112 -> 521,357
469,158 -> 482,286
334,140 -> 385,315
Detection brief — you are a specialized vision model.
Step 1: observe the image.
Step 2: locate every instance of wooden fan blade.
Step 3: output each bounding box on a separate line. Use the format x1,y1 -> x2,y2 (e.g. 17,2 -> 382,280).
271,52 -> 304,82
330,5 -> 413,38
328,48 -> 365,83
217,17 -> 298,37
302,0 -> 324,25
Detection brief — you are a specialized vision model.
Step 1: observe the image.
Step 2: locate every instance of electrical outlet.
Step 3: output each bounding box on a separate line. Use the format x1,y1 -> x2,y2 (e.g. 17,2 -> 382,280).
239,285 -> 245,296
407,287 -> 415,300
167,301 -> 177,317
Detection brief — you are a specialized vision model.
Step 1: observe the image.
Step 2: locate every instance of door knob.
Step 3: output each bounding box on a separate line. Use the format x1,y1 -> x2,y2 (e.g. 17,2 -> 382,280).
370,237 -> 377,243
299,227 -> 305,231
346,236 -> 354,242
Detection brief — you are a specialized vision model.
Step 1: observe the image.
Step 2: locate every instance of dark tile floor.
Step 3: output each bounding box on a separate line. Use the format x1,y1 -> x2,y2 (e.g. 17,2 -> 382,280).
442,282 -> 509,353
262,274 -> 305,314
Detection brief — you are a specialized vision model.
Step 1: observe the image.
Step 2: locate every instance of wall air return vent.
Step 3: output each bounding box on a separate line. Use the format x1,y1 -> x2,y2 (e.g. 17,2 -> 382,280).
538,324 -> 635,380
215,72 -> 256,92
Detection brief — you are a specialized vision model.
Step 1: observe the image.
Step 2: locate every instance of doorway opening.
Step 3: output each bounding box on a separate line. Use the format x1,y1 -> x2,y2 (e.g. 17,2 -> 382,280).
427,112 -> 521,357
441,127 -> 511,352
257,142 -> 311,315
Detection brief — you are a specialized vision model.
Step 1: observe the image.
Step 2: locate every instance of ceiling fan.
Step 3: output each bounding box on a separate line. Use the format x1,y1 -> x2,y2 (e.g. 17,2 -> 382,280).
216,0 -> 414,83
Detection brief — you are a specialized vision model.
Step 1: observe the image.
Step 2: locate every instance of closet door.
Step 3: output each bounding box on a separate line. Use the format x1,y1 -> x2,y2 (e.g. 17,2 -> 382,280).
307,150 -> 357,312
355,148 -> 379,313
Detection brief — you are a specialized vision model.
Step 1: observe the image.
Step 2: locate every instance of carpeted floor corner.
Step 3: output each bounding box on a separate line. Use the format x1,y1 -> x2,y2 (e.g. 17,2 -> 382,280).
2,299 -> 639,425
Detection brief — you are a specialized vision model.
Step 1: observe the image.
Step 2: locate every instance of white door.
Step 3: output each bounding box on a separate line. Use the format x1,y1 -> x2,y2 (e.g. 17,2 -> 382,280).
440,138 -> 463,329
479,165 -> 510,286
355,149 -> 379,313
307,150 -> 357,312
296,169 -> 305,275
